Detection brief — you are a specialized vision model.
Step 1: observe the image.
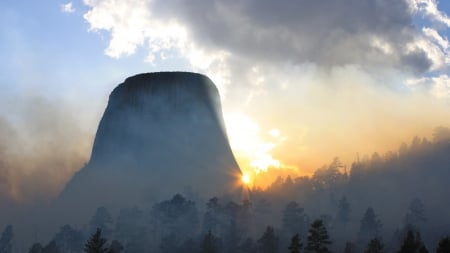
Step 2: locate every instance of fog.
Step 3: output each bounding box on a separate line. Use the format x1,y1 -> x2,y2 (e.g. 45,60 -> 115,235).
0,96 -> 92,204
1,123 -> 450,252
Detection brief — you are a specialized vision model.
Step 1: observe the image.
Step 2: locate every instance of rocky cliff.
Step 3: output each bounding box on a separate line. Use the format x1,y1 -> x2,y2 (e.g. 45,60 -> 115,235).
58,72 -> 242,218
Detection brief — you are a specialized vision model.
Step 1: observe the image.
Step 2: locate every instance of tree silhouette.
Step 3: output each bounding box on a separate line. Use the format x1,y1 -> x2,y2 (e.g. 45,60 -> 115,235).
257,226 -> 279,253
436,237 -> 450,253
152,194 -> 199,239
28,243 -> 43,253
288,234 -> 303,253
306,219 -> 331,253
200,230 -> 220,253
84,228 -> 108,253
0,225 -> 13,253
404,198 -> 426,229
364,238 -> 385,253
397,230 -> 428,253
358,207 -> 382,246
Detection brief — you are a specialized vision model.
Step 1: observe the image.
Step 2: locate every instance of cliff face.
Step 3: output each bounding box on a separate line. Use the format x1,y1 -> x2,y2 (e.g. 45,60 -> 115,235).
58,72 -> 241,216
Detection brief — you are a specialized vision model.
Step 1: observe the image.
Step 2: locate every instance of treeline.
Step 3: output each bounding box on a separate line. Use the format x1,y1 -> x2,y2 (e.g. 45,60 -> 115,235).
1,193 -> 450,253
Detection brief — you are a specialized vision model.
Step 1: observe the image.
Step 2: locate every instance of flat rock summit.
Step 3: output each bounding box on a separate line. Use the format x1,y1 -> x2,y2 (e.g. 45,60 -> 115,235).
58,72 -> 242,218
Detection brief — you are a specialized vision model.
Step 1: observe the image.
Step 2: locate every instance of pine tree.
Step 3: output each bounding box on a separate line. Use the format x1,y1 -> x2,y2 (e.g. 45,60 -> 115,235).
257,226 -> 279,253
288,234 -> 303,253
200,230 -> 219,253
436,237 -> 450,253
84,228 -> 109,253
404,198 -> 426,230
28,243 -> 43,253
306,219 -> 331,253
358,207 -> 382,246
397,230 -> 428,253
364,238 -> 385,253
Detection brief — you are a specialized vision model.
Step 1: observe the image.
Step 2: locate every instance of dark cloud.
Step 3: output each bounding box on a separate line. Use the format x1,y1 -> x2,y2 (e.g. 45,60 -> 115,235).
151,0 -> 432,72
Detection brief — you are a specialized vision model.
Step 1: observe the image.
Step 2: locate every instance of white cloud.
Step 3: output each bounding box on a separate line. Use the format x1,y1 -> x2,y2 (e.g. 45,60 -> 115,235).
407,75 -> 450,98
61,2 -> 75,13
423,27 -> 449,50
410,0 -> 450,27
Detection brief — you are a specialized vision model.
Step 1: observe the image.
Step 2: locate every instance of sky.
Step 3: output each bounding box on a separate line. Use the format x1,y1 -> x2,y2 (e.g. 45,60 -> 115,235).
1,0 -> 450,200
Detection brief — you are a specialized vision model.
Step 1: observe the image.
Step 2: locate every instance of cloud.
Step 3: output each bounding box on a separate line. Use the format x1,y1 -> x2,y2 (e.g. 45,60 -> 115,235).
407,74 -> 450,98
411,0 -> 450,27
83,0 -> 450,74
61,2 -> 75,13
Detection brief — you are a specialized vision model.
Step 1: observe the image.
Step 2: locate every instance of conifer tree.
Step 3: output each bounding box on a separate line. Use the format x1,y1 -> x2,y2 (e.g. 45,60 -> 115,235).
364,238 -> 385,253
200,230 -> 219,253
288,234 -> 303,253
397,230 -> 428,253
436,237 -> 450,253
306,219 -> 331,253
84,228 -> 109,253
28,243 -> 43,253
358,207 -> 382,246
257,226 -> 279,253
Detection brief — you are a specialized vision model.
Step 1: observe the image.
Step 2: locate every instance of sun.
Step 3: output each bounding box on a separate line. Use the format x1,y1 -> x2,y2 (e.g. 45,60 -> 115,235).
241,173 -> 251,185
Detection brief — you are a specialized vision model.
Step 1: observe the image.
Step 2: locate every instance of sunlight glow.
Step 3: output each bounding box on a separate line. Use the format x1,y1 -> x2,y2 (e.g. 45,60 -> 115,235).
225,112 -> 282,173
241,174 -> 251,185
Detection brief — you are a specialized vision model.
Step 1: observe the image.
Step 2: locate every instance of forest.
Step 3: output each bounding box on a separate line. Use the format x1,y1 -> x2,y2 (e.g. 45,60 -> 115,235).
1,127 -> 450,253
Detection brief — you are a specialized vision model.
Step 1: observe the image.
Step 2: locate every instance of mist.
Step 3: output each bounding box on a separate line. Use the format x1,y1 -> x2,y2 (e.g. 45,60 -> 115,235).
2,127 -> 450,252
0,96 -> 92,204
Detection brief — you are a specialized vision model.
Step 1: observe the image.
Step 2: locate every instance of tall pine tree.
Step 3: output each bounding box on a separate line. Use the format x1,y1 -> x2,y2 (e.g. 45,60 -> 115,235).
200,230 -> 220,253
436,237 -> 450,253
364,238 -> 385,253
306,219 -> 331,253
288,234 -> 303,253
257,226 -> 279,253
84,228 -> 109,253
397,230 -> 428,253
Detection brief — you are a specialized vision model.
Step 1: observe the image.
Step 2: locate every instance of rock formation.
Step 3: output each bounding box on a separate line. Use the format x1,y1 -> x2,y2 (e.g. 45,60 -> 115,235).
58,72 -> 242,218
